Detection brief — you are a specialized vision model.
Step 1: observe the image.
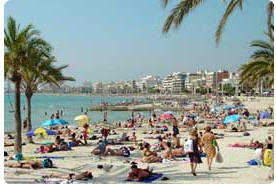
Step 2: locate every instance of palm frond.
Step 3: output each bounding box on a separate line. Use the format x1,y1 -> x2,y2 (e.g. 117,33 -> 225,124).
215,0 -> 242,46
163,0 -> 204,33
267,1 -> 274,41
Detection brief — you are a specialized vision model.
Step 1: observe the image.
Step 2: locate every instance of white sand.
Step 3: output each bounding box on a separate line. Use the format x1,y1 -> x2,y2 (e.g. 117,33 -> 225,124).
4,97 -> 274,184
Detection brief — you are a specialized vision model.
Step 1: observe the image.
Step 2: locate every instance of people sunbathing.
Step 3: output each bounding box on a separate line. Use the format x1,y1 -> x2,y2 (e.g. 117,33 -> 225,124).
91,140 -> 107,155
5,159 -> 54,169
49,171 -> 93,180
104,146 -> 130,157
163,142 -> 185,159
142,143 -> 162,163
71,133 -> 84,146
127,164 -> 152,181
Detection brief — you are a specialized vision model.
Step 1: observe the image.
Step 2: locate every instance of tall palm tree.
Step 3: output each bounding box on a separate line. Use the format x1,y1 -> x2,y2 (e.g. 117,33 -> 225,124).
4,16 -> 42,154
21,46 -> 75,143
239,25 -> 274,88
162,0 -> 274,46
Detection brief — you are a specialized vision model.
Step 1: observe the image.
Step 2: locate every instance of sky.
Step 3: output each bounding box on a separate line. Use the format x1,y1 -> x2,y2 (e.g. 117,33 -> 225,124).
4,0 -> 269,85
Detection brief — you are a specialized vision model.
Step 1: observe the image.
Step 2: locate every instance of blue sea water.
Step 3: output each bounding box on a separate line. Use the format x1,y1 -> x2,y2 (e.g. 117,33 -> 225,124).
4,94 -> 150,132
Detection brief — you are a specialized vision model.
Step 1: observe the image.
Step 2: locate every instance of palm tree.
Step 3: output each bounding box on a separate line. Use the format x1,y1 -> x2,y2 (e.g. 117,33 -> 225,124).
4,16 -> 42,154
239,25 -> 274,89
162,0 -> 274,46
21,46 -> 75,143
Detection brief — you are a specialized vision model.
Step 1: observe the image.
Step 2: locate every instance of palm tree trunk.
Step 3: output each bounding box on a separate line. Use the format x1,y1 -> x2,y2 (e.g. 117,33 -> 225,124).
14,78 -> 22,155
26,89 -> 34,143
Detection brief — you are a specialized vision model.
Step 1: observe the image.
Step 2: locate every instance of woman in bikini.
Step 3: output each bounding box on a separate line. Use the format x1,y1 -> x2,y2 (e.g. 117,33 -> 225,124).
142,143 -> 162,163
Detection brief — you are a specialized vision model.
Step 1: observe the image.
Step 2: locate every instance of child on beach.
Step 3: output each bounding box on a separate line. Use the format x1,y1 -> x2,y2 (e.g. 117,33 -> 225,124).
82,124 -> 89,145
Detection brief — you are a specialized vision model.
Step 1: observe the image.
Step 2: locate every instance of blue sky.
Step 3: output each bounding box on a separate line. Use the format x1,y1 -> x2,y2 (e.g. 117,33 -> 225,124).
4,0 -> 269,85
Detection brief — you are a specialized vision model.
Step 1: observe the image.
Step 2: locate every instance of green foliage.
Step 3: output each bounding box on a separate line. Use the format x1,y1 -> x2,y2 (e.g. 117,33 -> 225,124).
162,0 -> 273,46
239,25 -> 274,87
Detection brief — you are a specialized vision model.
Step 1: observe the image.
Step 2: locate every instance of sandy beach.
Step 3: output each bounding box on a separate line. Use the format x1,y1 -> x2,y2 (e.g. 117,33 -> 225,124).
4,97 -> 274,184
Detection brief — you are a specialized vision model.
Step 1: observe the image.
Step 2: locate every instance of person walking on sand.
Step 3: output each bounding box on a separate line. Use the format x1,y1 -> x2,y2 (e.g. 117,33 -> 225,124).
188,129 -> 202,176
201,126 -> 219,171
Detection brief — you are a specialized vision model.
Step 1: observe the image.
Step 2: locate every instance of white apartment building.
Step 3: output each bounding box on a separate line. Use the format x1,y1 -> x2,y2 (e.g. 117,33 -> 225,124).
162,72 -> 187,94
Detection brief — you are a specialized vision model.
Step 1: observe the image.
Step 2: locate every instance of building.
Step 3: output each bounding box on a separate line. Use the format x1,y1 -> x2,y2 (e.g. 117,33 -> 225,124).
80,81 -> 93,94
162,72 -> 187,94
94,82 -> 103,94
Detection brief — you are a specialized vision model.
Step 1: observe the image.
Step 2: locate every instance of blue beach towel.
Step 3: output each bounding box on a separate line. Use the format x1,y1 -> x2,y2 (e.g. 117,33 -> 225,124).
126,173 -> 163,183
224,114 -> 239,124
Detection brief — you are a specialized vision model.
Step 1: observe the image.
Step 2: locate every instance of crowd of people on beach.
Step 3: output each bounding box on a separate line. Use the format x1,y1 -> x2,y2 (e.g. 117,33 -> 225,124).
4,97 -> 274,182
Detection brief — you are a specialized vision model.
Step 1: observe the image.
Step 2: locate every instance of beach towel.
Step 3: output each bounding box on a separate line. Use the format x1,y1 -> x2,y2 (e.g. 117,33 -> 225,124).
162,158 -> 189,163
260,112 -> 270,119
37,156 -> 65,160
228,143 -> 255,148
126,173 -> 163,183
224,114 -> 239,125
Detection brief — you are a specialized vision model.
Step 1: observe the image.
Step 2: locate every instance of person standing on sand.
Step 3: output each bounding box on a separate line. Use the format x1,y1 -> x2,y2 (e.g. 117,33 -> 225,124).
201,126 -> 219,171
188,129 -> 202,176
82,123 -> 89,145
172,117 -> 179,136
257,110 -> 261,126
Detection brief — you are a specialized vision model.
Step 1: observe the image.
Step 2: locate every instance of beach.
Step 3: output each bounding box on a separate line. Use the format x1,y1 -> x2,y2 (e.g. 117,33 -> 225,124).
4,96 -> 274,184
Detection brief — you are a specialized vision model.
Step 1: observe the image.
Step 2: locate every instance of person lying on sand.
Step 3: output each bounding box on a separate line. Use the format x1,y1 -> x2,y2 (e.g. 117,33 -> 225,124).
142,143 -> 162,163
91,140 -> 107,155
49,171 -> 93,180
127,164 -> 152,182
163,142 -> 185,159
104,146 -> 130,157
120,132 -> 137,142
229,140 -> 264,149
5,159 -> 54,169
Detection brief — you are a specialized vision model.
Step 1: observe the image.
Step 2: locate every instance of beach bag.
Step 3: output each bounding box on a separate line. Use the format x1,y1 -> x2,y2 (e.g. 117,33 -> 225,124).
263,149 -> 272,166
215,151 -> 223,163
247,159 -> 258,166
243,132 -> 250,136
14,153 -> 23,161
212,140 -> 217,148
184,139 -> 193,153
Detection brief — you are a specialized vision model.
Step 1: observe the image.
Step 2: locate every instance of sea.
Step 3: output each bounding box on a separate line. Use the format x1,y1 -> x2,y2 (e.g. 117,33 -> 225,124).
4,94 -> 151,132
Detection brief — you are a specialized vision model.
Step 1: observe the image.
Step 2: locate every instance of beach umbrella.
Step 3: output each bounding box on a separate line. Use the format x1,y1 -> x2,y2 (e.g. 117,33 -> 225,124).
159,113 -> 175,121
26,128 -> 56,137
74,115 -> 91,126
223,114 -> 239,125
42,119 -> 69,127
